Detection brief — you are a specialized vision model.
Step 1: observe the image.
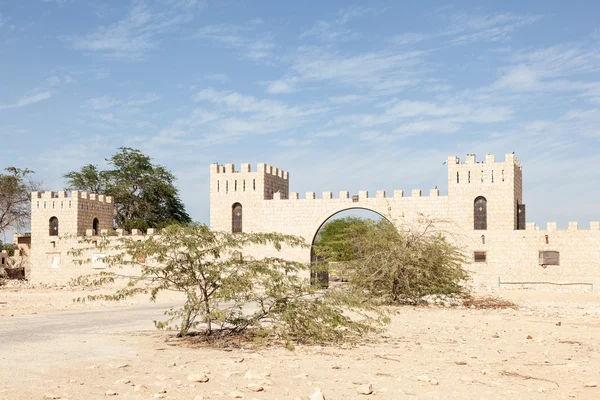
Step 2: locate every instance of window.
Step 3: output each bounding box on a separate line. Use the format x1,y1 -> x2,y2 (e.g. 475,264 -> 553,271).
481,235 -> 485,244
474,251 -> 487,263
474,196 -> 487,230
517,204 -> 526,230
539,251 -> 559,266
232,203 -> 242,233
49,217 -> 59,236
93,218 -> 99,235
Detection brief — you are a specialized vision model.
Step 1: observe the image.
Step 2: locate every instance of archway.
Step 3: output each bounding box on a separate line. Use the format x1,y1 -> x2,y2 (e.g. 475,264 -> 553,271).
310,207 -> 392,288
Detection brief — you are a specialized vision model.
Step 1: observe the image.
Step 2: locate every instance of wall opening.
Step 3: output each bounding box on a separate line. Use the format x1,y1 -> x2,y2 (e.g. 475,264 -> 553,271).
232,203 -> 242,233
474,196 -> 487,230
474,251 -> 487,263
93,218 -> 99,235
310,208 -> 389,288
49,217 -> 59,236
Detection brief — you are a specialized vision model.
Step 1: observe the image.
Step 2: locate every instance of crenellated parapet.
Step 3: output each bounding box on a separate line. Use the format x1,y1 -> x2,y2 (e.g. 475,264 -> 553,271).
210,163 -> 289,180
31,191 -> 113,204
525,221 -> 600,231
272,188 -> 444,200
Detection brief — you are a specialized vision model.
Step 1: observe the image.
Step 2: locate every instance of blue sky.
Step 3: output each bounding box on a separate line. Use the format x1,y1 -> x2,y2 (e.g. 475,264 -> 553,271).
2,0 -> 600,238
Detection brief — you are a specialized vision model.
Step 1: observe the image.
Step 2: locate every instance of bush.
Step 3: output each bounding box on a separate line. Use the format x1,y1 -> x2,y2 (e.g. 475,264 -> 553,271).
332,218 -> 471,304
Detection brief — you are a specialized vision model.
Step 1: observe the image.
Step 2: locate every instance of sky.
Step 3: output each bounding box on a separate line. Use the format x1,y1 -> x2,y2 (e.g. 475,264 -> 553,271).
2,0 -> 600,240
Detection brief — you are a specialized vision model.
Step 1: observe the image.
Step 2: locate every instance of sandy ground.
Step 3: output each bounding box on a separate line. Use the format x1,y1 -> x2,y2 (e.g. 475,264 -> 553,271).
1,282 -> 599,400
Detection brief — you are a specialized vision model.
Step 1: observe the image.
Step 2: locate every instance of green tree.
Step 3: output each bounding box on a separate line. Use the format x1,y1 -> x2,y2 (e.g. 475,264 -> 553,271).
72,224 -> 387,344
0,167 -> 42,234
312,216 -> 371,262
64,148 -> 191,231
339,218 -> 470,304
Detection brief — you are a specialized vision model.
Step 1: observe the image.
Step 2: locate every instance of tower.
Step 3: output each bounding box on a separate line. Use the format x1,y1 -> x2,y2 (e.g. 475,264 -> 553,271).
209,163 -> 289,232
447,154 -> 524,231
30,190 -> 115,244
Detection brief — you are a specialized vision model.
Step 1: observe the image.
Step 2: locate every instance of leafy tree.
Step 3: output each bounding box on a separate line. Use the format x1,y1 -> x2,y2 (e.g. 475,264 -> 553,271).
338,218 -> 470,304
313,216 -> 371,262
72,224 -> 387,345
64,148 -> 191,231
0,241 -> 14,257
0,167 -> 42,235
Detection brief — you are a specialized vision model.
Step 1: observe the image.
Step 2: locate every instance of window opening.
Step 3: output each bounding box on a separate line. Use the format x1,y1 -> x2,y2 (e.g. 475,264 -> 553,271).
93,218 -> 99,235
474,196 -> 487,230
232,203 -> 242,233
49,217 -> 59,236
539,251 -> 559,266
474,251 -> 487,263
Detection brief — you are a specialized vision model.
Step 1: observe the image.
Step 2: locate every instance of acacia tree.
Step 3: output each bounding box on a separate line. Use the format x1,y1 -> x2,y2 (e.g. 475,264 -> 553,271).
313,216 -> 371,262
64,148 -> 191,231
72,224 -> 387,345
332,218 -> 470,304
0,167 -> 42,235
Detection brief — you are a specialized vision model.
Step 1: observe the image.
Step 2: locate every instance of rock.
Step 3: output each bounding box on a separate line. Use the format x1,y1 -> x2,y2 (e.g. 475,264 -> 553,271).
357,383 -> 373,395
229,391 -> 244,398
430,379 -> 440,386
116,363 -> 131,369
113,379 -> 130,385
537,387 -> 545,393
309,389 -> 325,400
526,335 -> 533,340
187,373 -> 209,383
105,390 -> 118,396
584,382 -> 598,388
294,373 -> 309,379
247,383 -> 264,392
44,395 -> 61,399
153,395 -> 166,399
417,375 -> 430,382
133,385 -> 147,392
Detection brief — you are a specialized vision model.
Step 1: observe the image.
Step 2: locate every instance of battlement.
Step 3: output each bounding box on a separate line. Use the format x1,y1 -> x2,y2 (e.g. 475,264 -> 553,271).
31,191 -> 113,203
210,163 -> 289,179
274,188 -> 443,200
525,221 -> 600,231
448,153 -> 522,170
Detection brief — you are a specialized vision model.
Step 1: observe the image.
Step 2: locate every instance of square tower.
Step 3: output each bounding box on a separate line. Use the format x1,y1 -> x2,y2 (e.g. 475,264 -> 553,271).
30,191 -> 115,244
209,163 -> 289,231
447,154 -> 524,231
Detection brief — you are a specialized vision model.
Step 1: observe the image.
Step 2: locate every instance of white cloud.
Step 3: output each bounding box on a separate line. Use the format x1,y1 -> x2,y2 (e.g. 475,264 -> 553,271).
85,93 -> 160,110
301,7 -> 382,42
0,91 -> 52,110
194,21 -> 275,61
68,0 -> 203,59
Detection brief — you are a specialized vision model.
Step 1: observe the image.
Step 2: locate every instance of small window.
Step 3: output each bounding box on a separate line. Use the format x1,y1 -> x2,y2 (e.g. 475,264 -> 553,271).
232,203 -> 242,233
49,217 -> 59,236
93,218 -> 99,235
217,180 -> 220,192
481,235 -> 485,245
474,196 -> 487,230
474,251 -> 487,263
539,251 -> 559,266
545,235 -> 549,244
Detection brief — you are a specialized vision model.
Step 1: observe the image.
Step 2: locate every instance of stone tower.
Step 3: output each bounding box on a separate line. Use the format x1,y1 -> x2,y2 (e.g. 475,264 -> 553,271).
209,163 -> 289,232
447,153 -> 524,231
30,190 -> 115,242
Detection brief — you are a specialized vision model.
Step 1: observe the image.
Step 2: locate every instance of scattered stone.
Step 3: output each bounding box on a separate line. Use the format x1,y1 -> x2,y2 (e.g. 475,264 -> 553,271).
116,363 -> 131,369
430,379 -> 440,386
247,383 -> 264,392
105,390 -> 118,396
556,321 -> 562,326
229,391 -> 244,398
113,379 -> 130,385
417,375 -> 430,382
537,388 -> 546,393
153,395 -> 166,399
526,335 -> 533,340
133,385 -> 147,392
187,373 -> 209,383
309,389 -> 325,400
357,383 -> 373,395
584,382 -> 598,388
294,373 -> 309,379
44,395 -> 61,399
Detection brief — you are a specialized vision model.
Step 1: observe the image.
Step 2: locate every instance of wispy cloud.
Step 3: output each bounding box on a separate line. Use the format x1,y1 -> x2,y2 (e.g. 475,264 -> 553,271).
67,0 -> 204,59
0,91 -> 52,110
439,10 -> 542,45
300,6 -> 382,42
85,93 -> 160,110
194,20 -> 275,61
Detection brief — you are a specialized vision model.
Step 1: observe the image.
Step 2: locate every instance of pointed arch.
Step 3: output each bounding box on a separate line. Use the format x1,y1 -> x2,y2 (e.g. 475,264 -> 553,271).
474,196 -> 487,230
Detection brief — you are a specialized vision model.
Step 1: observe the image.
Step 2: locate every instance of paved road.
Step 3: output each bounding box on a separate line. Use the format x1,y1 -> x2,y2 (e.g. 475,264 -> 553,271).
0,301 -> 184,380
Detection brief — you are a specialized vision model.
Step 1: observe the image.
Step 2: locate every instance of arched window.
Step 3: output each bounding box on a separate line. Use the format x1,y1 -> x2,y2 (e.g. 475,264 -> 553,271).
232,203 -> 242,233
474,196 -> 487,230
93,218 -> 99,235
49,217 -> 59,236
